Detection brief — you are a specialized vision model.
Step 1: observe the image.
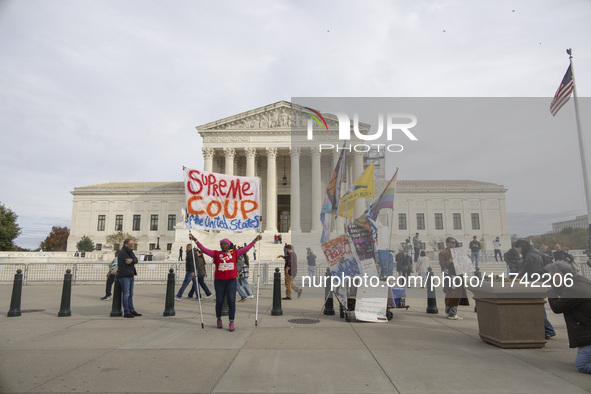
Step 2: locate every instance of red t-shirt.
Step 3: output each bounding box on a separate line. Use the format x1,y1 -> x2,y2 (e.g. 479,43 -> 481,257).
197,239 -> 256,280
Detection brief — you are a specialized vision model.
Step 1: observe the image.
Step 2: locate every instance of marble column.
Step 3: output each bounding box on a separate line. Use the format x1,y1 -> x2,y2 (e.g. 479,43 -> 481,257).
202,147 -> 215,172
290,147 -> 301,233
310,147 -> 322,231
223,148 -> 235,176
353,152 -> 365,218
245,148 -> 257,177
265,147 -> 278,233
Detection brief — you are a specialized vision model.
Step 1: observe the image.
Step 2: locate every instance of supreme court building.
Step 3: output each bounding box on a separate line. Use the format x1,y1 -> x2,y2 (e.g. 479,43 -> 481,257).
67,101 -> 510,258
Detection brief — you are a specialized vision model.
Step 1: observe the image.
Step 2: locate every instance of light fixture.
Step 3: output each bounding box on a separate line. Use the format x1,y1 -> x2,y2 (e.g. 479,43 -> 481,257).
282,156 -> 287,185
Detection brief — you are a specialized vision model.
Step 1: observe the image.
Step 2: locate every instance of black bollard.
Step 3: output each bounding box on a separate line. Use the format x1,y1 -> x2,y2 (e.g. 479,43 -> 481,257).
110,275 -> 123,317
324,268 -> 335,315
7,269 -> 23,317
426,267 -> 439,314
58,269 -> 72,317
163,268 -> 176,316
271,267 -> 283,316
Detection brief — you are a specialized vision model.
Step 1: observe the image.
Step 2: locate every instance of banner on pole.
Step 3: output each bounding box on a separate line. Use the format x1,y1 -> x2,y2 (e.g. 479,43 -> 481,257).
183,167 -> 261,231
346,223 -> 374,261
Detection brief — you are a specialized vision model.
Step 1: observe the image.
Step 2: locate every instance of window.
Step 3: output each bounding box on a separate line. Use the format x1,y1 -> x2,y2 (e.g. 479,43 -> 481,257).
435,213 -> 443,230
150,215 -> 158,231
471,213 -> 480,230
149,243 -> 156,250
114,243 -> 120,251
96,243 -> 102,251
133,215 -> 141,231
166,243 -> 172,251
168,214 -> 176,231
133,243 -> 138,251
416,213 -> 425,230
97,215 -> 105,231
398,213 -> 407,230
115,215 -> 123,231
453,213 -> 462,230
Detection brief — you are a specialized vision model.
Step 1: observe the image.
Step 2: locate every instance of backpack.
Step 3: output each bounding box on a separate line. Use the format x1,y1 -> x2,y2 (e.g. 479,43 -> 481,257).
243,252 -> 250,267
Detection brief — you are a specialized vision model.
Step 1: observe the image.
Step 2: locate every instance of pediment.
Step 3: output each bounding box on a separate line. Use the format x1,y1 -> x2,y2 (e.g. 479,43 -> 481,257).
196,101 -> 342,133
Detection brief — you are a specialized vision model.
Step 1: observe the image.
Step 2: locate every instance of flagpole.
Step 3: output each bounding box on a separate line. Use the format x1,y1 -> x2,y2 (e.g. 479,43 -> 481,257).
568,49 -> 591,254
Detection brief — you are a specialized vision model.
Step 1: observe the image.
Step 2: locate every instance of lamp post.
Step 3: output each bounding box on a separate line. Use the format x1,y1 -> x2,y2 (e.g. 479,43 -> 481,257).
156,235 -> 161,250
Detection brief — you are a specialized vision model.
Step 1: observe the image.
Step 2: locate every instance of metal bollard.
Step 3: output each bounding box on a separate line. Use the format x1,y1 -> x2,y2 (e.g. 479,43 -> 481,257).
271,267 -> 283,316
324,268 -> 335,315
7,269 -> 23,317
426,267 -> 439,314
58,269 -> 72,317
110,275 -> 123,317
163,268 -> 176,317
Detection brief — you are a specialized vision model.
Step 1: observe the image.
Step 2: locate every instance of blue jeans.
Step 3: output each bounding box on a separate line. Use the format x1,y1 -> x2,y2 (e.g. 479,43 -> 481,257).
237,276 -> 252,298
471,251 -> 479,269
189,275 -> 212,298
119,277 -> 135,314
481,249 -> 488,262
308,265 -> 316,279
575,345 -> 591,373
177,272 -> 197,298
544,309 -> 556,337
214,278 -> 237,321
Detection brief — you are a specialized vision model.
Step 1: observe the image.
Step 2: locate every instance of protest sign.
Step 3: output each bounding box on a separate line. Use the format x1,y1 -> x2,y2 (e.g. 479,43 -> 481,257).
183,167 -> 261,231
321,235 -> 361,277
451,246 -> 475,275
346,223 -> 374,261
353,284 -> 389,322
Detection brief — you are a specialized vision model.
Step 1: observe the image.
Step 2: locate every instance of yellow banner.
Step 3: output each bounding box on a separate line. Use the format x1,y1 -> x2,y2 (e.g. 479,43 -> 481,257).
338,163 -> 375,218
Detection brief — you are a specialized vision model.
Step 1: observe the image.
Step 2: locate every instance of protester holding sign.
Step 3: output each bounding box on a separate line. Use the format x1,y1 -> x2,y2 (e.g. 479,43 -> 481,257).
438,237 -> 469,320
189,233 -> 261,332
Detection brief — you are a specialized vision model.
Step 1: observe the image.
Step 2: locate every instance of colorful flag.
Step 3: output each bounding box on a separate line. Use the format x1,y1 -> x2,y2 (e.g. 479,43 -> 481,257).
320,147 -> 347,243
550,65 -> 574,116
338,162 -> 375,218
370,168 -> 398,217
183,167 -> 261,231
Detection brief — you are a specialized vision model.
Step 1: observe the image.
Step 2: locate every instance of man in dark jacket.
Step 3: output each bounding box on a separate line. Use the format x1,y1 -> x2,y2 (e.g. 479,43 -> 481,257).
176,243 -> 199,300
278,245 -> 301,300
118,238 -> 140,318
547,261 -> 591,373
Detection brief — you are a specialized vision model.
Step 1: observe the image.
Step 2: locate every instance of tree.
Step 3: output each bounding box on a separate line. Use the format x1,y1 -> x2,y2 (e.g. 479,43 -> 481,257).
40,226 -> 70,251
105,231 -> 137,251
0,203 -> 22,251
76,235 -> 95,252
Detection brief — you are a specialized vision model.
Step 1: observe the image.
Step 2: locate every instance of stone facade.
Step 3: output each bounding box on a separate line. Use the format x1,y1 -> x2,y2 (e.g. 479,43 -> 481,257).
67,101 -> 511,258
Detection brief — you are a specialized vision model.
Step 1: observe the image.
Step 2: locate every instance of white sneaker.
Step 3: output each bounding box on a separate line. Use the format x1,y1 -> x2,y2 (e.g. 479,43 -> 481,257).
247,295 -> 254,299
447,315 -> 463,320
175,297 -> 182,301
184,295 -> 192,298
205,294 -> 212,299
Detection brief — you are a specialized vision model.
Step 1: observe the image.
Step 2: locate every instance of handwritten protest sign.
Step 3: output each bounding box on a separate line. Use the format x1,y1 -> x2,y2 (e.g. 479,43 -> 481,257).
183,167 -> 261,231
321,235 -> 361,277
451,246 -> 475,275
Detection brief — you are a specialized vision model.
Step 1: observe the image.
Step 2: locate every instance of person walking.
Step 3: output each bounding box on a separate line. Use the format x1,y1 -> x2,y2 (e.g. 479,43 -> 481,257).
514,239 -> 556,339
439,237 -> 468,320
236,250 -> 253,301
480,236 -> 488,262
100,251 -> 118,300
278,244 -> 302,300
306,247 -> 317,279
412,233 -> 421,263
547,261 -> 591,374
416,250 -> 431,285
176,244 -> 200,300
493,237 -> 503,262
469,236 -> 481,270
188,248 -> 213,299
190,233 -> 261,332
118,238 -> 141,318
178,246 -> 183,261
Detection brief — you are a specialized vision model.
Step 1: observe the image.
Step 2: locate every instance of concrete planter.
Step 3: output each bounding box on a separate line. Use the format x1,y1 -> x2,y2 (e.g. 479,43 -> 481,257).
467,285 -> 548,349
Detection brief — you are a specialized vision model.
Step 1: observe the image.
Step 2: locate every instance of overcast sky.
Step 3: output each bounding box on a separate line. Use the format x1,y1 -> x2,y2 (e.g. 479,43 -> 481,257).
1,0 -> 590,249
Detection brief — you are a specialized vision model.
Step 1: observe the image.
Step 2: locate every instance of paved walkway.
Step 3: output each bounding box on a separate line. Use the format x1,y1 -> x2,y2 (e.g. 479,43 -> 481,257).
1,283 -> 590,393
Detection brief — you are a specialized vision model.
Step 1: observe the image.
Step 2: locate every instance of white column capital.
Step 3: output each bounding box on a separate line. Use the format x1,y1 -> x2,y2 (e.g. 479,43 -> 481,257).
223,147 -> 236,159
290,146 -> 301,159
202,147 -> 215,159
245,147 -> 257,159
266,147 -> 278,159
310,146 -> 322,158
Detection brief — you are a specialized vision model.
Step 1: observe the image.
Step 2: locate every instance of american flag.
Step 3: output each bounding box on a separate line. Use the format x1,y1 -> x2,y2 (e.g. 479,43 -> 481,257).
550,65 -> 574,116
